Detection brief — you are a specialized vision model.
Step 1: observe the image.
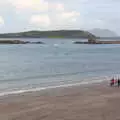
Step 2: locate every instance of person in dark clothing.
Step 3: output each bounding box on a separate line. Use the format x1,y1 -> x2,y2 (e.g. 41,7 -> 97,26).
118,78 -> 120,87
110,78 -> 114,87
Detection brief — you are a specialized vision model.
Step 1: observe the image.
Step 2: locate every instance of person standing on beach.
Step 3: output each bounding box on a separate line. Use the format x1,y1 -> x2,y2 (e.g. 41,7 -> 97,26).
110,78 -> 114,87
118,78 -> 120,87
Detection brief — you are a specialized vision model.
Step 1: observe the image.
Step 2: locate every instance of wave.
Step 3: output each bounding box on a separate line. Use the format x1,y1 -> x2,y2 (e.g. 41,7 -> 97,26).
53,44 -> 59,47
0,76 -> 110,97
0,68 -> 116,83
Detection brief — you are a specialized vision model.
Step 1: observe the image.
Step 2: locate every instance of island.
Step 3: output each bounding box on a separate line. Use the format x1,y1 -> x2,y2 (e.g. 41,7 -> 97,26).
0,30 -> 97,44
0,30 -> 120,44
0,30 -> 95,39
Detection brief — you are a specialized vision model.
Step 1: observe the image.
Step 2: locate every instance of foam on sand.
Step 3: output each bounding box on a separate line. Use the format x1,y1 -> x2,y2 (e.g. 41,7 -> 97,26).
0,76 -> 110,97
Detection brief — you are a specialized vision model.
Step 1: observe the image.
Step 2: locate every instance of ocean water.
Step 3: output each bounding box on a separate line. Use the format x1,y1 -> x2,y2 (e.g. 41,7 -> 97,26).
0,38 -> 120,96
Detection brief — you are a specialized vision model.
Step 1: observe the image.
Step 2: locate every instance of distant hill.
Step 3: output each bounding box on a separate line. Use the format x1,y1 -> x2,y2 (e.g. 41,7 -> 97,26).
0,30 -> 96,39
89,28 -> 118,38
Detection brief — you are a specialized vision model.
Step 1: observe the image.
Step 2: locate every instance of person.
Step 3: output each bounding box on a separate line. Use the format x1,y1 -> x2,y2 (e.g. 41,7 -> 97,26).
118,78 -> 120,87
110,78 -> 114,87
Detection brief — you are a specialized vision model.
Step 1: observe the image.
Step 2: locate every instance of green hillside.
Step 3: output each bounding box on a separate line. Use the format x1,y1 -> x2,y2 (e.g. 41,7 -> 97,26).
0,30 -> 96,39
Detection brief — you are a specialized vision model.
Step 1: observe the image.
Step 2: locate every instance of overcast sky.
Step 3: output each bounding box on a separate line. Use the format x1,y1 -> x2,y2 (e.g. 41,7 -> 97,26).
0,0 -> 119,34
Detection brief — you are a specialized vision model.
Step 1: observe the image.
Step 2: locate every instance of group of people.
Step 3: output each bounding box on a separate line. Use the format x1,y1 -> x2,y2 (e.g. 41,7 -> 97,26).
110,78 -> 120,87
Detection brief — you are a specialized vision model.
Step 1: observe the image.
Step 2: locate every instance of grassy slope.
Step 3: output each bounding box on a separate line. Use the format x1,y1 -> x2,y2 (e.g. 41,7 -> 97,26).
0,30 -> 96,38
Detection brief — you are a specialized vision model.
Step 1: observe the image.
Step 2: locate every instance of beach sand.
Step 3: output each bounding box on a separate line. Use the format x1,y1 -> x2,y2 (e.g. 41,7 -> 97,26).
0,82 -> 120,120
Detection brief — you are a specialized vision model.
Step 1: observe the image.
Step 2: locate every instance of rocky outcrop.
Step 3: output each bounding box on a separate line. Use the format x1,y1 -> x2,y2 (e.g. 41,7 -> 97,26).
30,41 -> 45,44
74,37 -> 120,44
96,40 -> 120,44
0,40 -> 44,44
0,40 -> 29,44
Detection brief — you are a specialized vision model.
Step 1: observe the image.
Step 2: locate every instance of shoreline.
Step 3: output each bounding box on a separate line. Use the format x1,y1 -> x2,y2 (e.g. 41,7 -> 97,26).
0,76 -> 109,97
0,80 -> 120,120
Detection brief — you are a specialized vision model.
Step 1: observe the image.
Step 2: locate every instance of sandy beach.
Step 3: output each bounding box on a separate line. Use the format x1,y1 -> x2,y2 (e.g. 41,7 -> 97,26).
0,81 -> 120,120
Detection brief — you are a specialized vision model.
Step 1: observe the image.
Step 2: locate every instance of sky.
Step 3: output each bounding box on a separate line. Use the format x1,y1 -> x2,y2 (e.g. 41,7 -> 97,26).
0,0 -> 119,34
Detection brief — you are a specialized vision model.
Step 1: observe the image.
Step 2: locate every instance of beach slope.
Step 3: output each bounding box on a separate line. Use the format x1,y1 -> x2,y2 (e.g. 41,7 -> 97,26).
0,82 -> 120,120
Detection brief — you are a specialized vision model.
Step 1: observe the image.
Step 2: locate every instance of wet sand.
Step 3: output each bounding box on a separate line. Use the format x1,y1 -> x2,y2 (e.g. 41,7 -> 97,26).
0,82 -> 120,120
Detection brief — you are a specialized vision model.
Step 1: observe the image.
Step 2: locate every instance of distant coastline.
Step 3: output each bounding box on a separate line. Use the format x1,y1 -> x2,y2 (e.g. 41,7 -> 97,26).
0,30 -> 96,39
1,39 -> 120,45
0,30 -> 120,44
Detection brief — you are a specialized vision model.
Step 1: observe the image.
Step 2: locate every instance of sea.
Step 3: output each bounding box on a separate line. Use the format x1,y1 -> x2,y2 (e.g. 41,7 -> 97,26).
0,38 -> 120,96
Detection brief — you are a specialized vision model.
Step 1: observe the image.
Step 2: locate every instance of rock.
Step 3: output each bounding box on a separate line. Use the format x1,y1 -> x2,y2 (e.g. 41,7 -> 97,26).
0,40 -> 28,44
